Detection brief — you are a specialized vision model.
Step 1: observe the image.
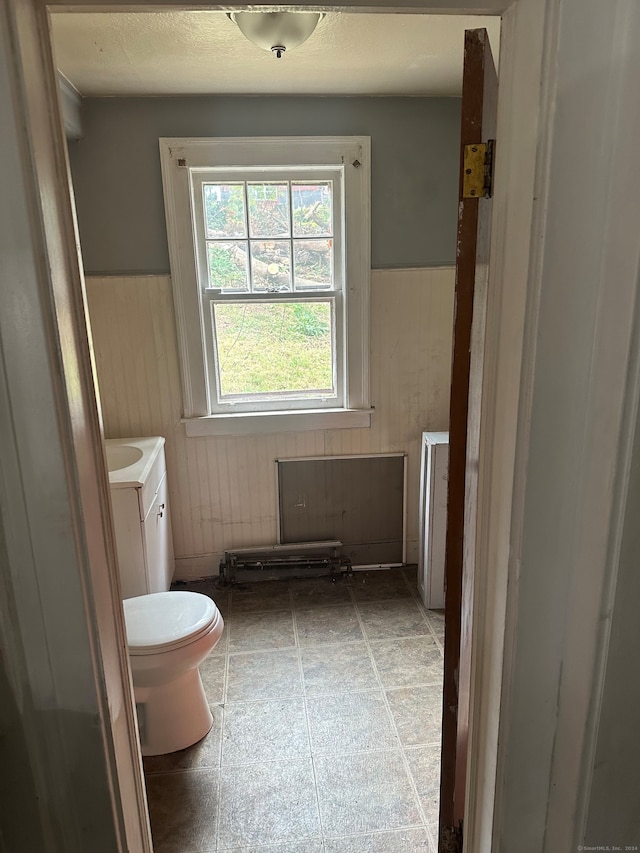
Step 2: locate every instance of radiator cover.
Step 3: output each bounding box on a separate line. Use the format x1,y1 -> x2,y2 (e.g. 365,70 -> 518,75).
277,453 -> 407,568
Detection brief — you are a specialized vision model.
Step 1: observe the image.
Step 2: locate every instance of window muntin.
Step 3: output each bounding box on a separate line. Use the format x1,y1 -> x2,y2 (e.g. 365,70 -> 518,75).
192,169 -> 343,413
198,178 -> 336,295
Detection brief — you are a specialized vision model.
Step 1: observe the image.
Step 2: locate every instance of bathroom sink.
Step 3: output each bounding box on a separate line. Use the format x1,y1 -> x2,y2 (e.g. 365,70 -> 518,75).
104,436 -> 166,488
106,444 -> 144,472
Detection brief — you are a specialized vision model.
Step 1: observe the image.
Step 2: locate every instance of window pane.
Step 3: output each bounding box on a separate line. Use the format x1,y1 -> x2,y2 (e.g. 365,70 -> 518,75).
247,183 -> 290,239
293,239 -> 333,290
292,182 -> 333,237
203,184 -> 246,239
207,241 -> 249,291
250,240 -> 292,291
212,301 -> 334,400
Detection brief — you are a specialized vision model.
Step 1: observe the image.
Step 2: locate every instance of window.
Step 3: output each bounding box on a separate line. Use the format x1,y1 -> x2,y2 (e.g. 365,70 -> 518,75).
159,138 -> 371,435
195,173 -> 341,412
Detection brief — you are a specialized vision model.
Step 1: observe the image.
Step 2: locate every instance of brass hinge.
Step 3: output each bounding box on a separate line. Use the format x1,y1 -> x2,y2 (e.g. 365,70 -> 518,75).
462,139 -> 495,199
441,821 -> 464,853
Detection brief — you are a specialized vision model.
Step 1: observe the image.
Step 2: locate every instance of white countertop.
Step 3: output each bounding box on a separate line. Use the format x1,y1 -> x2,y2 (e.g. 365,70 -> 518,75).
104,436 -> 165,488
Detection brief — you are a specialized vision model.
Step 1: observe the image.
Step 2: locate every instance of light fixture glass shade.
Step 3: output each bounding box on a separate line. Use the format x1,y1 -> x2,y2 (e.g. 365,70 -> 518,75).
230,11 -> 323,57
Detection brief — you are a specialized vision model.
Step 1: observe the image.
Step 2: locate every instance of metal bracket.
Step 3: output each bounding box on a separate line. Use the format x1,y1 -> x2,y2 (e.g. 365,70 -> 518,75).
462,139 -> 495,199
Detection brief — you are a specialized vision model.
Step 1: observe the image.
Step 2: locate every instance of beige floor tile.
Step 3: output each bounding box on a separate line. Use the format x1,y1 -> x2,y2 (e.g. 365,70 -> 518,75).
295,604 -> 364,646
229,580 -> 292,613
145,767 -> 219,853
401,566 -> 422,597
386,685 -> 443,746
314,750 -> 422,837
425,609 -> 445,639
223,844 -> 324,853
405,745 -> 441,825
290,576 -> 353,608
226,649 -> 302,702
227,610 -> 296,652
222,698 -> 310,765
199,654 -> 226,704
306,690 -> 398,754
323,826 -> 431,852
217,759 -> 321,849
369,636 -> 442,689
356,599 -> 430,641
301,642 -> 378,694
349,570 -> 413,602
428,823 -> 440,853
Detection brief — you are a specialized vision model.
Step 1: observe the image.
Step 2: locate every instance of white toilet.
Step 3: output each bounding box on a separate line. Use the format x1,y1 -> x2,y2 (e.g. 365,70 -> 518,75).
105,436 -> 224,756
124,590 -> 224,756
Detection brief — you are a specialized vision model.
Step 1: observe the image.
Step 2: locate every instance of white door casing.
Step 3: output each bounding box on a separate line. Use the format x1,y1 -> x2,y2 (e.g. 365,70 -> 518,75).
493,2 -> 640,850
0,0 -> 152,849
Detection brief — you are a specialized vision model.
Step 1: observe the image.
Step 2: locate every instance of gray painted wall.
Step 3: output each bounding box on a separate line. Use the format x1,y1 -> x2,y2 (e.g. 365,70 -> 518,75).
68,96 -> 461,275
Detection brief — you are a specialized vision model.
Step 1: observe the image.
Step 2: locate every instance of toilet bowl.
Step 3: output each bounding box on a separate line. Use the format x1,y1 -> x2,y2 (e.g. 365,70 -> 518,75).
124,591 -> 224,756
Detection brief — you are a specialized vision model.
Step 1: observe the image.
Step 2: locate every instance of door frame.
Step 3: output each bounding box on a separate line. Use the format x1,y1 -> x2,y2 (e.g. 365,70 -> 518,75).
0,1 -> 546,849
5,0 -> 633,851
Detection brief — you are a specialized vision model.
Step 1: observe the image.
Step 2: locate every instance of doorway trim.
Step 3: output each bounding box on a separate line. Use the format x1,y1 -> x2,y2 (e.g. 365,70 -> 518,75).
1,0 -> 559,850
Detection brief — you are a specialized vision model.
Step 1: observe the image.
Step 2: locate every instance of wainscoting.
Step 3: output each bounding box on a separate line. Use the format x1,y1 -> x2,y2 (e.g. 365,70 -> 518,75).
86,267 -> 454,579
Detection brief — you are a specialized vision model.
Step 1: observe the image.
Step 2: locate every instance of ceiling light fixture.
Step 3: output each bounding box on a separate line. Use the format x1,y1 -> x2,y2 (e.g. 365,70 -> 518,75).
228,11 -> 324,59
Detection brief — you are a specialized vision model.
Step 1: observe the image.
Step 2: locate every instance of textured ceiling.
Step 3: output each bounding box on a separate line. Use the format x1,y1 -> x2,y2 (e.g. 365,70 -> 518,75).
51,12 -> 500,98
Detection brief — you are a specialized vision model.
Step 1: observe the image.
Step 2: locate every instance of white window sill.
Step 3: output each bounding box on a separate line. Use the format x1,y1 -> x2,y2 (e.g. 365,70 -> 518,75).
183,408 -> 373,437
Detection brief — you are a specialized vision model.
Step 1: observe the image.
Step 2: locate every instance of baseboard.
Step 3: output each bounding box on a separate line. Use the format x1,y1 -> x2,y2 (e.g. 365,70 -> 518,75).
173,553 -> 222,582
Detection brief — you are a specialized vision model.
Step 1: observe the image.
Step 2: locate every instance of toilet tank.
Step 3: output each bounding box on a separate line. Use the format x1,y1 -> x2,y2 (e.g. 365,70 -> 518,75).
105,437 -> 174,598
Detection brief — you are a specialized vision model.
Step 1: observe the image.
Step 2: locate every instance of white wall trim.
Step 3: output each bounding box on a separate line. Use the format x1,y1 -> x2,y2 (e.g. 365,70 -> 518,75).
576,248 -> 640,844
462,0 -> 549,849
487,0 -> 562,838
373,264 -> 456,275
57,70 -> 82,140
159,135 -> 371,419
544,3 -> 640,845
183,408 -> 372,436
490,2 -> 640,850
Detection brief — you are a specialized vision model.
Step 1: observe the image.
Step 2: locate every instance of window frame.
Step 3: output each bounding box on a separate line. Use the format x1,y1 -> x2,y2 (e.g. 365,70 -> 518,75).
192,167 -> 344,414
159,136 -> 371,434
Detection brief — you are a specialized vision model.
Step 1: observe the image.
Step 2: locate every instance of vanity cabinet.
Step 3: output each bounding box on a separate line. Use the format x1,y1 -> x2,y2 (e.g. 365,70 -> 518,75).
107,440 -> 174,599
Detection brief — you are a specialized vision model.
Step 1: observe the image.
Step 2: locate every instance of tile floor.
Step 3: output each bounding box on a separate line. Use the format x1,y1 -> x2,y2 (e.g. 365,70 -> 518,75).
144,567 -> 444,853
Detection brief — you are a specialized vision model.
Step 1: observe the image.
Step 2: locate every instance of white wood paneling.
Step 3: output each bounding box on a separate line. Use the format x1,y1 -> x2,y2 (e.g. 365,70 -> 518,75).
87,267 -> 454,579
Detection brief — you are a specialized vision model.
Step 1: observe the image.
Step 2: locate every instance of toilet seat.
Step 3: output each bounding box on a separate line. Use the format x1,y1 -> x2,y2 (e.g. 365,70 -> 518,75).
124,591 -> 220,655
